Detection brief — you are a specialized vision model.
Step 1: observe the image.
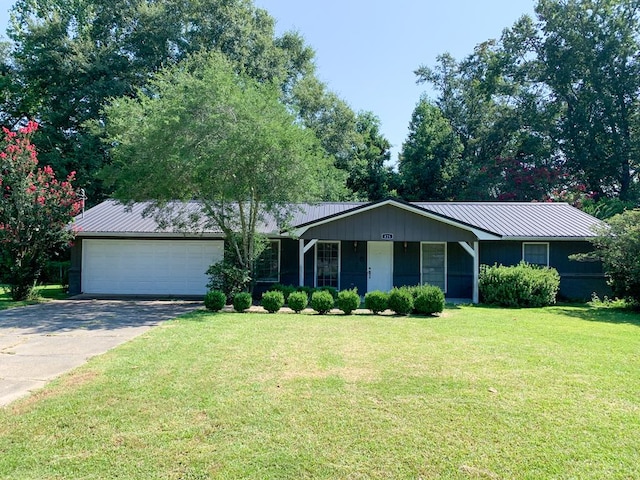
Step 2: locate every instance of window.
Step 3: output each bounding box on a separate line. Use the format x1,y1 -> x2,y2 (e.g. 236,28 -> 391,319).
254,240 -> 280,282
421,242 -> 446,292
523,242 -> 549,266
316,241 -> 340,288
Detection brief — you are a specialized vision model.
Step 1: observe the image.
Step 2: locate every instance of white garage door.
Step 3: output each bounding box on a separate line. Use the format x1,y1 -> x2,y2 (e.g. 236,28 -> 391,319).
82,239 -> 224,295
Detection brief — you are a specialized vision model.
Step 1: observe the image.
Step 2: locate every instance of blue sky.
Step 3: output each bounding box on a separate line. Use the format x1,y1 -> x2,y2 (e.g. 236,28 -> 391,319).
1,0 -> 536,161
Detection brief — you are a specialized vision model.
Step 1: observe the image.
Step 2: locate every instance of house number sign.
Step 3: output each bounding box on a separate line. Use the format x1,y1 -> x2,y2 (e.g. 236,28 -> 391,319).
381,233 -> 394,240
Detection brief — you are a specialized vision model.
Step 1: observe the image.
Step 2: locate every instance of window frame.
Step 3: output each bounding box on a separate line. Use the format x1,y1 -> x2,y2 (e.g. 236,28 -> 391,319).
314,241 -> 341,289
254,239 -> 281,283
522,242 -> 550,267
420,241 -> 447,293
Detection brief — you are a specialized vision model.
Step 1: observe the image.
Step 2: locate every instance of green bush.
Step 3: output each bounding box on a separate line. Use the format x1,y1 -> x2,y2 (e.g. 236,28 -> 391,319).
233,292 -> 252,312
206,260 -> 251,302
287,291 -> 309,313
388,287 -> 414,315
336,288 -> 360,315
268,283 -> 297,303
412,285 -> 445,315
318,286 -> 339,300
311,290 -> 335,314
479,262 -> 560,307
364,290 -> 389,314
261,290 -> 285,313
204,290 -> 226,312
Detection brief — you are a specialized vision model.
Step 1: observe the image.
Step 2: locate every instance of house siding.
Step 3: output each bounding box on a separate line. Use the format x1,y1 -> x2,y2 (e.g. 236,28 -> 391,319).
479,240 -> 608,300
301,204 -> 477,242
393,242 -> 420,289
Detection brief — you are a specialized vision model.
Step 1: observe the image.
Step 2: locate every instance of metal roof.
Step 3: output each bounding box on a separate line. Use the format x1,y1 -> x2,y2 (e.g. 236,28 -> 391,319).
74,199 -> 604,239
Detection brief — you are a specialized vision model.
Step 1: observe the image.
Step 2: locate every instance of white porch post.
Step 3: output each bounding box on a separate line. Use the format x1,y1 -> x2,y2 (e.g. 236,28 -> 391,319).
299,239 -> 318,287
472,241 -> 479,304
299,239 -> 304,287
458,240 -> 480,304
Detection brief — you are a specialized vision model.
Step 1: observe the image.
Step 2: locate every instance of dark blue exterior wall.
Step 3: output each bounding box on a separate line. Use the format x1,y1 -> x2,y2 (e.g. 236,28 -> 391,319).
341,241 -> 367,292
447,242 -> 473,298
393,242 -> 420,288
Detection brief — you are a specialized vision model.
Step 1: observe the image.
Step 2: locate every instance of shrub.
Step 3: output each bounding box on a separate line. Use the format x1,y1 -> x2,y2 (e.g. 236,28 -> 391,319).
364,290 -> 389,314
204,290 -> 226,312
412,285 -> 445,315
206,260 -> 251,303
388,287 -> 414,315
311,290 -> 334,314
261,290 -> 285,313
268,283 -> 297,303
233,292 -> 252,312
336,288 -> 360,315
287,291 -> 309,313
479,262 -> 560,307
318,286 -> 339,300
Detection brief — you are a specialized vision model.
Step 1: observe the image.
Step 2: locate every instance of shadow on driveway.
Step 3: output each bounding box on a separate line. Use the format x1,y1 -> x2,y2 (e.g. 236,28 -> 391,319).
0,299 -> 202,334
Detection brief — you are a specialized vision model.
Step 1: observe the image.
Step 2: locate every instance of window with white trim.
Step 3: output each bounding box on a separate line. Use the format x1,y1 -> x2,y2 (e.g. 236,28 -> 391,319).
523,242 -> 549,266
316,241 -> 340,288
255,240 -> 280,282
421,242 -> 447,292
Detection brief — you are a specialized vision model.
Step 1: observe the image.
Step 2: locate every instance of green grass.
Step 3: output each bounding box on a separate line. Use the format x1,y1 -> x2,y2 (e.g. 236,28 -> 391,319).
1,305 -> 639,479
0,284 -> 68,310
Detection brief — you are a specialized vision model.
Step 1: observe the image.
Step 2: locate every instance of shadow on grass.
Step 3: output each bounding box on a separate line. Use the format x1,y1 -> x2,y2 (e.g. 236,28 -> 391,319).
553,304 -> 640,327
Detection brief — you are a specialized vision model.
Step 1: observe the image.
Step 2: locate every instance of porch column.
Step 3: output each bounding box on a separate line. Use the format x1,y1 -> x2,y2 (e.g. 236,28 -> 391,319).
299,239 -> 318,287
458,240 -> 480,304
472,241 -> 479,304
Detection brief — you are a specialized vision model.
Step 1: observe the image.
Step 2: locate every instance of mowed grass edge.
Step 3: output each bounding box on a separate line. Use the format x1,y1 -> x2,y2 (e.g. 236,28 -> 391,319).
0,305 -> 638,479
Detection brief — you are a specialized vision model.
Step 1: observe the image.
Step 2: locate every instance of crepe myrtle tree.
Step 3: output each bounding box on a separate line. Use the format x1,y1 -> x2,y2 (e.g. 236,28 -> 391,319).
0,121 -> 81,300
100,51 -> 339,285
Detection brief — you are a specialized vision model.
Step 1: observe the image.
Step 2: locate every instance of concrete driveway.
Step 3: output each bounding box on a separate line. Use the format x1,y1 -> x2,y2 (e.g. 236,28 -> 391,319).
0,299 -> 202,407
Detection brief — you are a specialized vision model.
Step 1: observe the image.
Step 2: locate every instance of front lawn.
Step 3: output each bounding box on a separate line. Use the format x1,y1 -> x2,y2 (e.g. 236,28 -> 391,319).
0,305 -> 638,479
0,284 -> 68,310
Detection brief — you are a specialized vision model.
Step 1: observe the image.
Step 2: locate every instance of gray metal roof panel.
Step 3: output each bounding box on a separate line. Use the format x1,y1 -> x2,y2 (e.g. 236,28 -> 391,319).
74,200 -> 603,239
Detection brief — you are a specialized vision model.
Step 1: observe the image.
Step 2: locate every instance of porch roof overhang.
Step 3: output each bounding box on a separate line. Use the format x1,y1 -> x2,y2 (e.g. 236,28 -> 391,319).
287,199 -> 502,241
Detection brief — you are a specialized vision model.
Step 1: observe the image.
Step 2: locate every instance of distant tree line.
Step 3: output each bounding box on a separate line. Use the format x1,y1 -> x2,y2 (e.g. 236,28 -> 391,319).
1,0 -> 639,211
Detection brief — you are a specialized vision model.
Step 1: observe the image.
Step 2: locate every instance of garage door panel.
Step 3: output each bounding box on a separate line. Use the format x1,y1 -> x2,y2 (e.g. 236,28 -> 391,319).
82,239 -> 223,295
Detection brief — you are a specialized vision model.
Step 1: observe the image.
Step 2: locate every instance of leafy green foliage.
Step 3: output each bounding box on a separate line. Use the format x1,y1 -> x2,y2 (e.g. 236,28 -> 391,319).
6,0 -> 317,201
287,291 -> 308,313
268,284 -> 297,303
310,290 -> 334,314
398,98 -> 463,200
261,290 -> 284,313
206,260 -> 251,304
584,209 -> 640,305
479,262 -> 560,308
204,290 -> 226,312
0,123 -> 80,300
409,285 -> 445,315
388,287 -> 414,315
102,51 -> 335,277
336,288 -> 360,315
364,290 -> 389,314
232,292 -> 252,312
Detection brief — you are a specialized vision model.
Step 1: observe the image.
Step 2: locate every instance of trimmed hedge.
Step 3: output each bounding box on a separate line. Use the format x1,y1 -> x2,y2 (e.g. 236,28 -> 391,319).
388,287 -> 414,315
311,290 -> 334,314
204,290 -> 226,312
336,288 -> 360,315
364,290 -> 389,314
287,291 -> 308,313
410,285 -> 445,315
479,262 -> 560,307
233,292 -> 252,312
262,290 -> 285,313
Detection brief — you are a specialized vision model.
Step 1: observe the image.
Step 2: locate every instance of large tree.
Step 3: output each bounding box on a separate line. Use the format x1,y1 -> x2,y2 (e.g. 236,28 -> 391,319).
5,0 -> 316,201
416,0 -> 640,203
398,98 -> 463,200
100,52 -> 339,277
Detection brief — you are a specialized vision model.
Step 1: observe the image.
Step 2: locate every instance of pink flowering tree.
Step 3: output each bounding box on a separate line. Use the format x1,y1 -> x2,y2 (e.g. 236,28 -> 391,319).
0,122 -> 81,300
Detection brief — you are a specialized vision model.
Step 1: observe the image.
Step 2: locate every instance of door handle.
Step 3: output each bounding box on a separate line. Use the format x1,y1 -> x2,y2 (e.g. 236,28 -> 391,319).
368,267 -> 371,279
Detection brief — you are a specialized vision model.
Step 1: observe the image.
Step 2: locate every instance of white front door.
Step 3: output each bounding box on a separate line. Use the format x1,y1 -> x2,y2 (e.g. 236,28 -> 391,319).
367,241 -> 393,292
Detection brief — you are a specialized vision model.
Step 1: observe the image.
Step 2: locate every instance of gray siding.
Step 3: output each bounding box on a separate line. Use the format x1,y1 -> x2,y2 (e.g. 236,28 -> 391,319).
302,204 -> 477,242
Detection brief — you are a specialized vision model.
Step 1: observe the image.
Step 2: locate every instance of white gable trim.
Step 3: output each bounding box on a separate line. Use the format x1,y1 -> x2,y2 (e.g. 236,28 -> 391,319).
290,199 -> 501,241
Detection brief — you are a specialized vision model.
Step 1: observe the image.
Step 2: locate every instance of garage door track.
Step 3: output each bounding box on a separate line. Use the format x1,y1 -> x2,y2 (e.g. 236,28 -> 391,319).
0,299 -> 201,407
